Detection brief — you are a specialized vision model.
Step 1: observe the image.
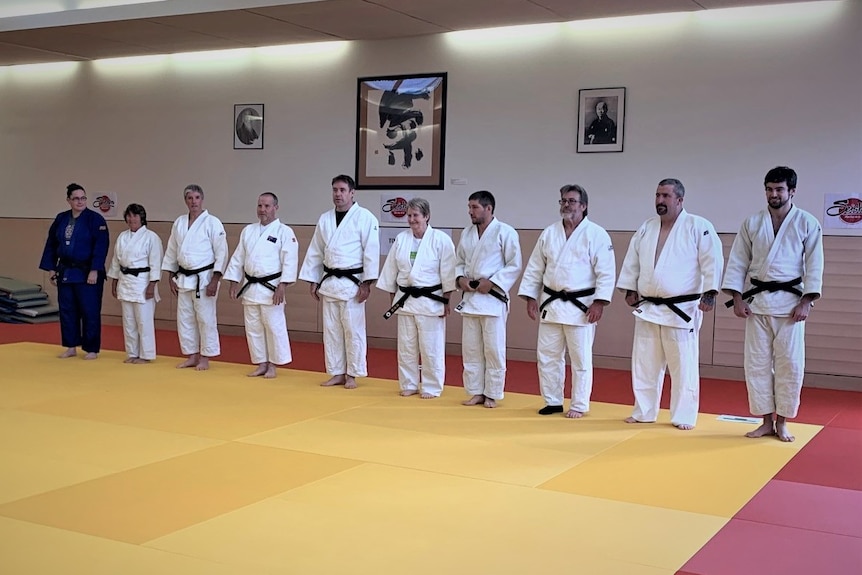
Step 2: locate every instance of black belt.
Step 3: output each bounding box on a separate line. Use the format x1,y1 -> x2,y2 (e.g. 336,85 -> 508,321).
466,279 -> 509,304
321,265 -> 363,287
636,293 -> 701,323
383,284 -> 449,320
120,266 -> 151,277
58,258 -> 90,271
540,286 -> 595,314
174,262 -> 216,298
237,271 -> 281,298
724,277 -> 802,308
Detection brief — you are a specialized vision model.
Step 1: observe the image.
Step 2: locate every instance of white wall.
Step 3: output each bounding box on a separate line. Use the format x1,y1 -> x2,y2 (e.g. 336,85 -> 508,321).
1,1 -> 859,234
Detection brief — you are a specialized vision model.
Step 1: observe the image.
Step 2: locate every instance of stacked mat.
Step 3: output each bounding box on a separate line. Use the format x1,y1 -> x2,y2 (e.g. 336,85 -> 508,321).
0,276 -> 59,324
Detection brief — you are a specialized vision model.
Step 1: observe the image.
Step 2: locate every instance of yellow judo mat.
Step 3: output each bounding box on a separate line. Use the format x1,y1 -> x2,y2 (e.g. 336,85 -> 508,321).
0,342 -> 821,575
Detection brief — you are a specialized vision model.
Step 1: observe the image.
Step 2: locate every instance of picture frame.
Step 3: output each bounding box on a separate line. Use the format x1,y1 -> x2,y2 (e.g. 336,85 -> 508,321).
577,87 -> 625,153
355,72 -> 447,189
234,104 -> 264,150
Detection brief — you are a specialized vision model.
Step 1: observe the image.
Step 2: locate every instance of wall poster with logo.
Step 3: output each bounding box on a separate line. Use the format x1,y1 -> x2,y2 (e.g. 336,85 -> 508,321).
355,72 -> 447,190
823,193 -> 862,232
92,191 -> 118,218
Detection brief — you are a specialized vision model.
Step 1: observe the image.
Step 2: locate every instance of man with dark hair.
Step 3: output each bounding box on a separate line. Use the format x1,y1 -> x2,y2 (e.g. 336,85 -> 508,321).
585,101 -> 617,145
722,166 -> 824,442
161,184 -> 228,371
618,178 -> 723,430
226,192 -> 298,379
455,190 -> 522,408
299,174 -> 380,389
40,183 -> 110,359
108,203 -> 163,363
518,184 -> 615,417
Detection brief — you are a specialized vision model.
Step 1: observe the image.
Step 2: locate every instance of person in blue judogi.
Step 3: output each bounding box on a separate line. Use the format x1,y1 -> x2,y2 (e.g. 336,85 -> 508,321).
39,183 -> 110,359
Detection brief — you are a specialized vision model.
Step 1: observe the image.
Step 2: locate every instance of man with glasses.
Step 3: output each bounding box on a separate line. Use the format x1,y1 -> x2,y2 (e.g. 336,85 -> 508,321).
39,183 -> 110,359
518,185 -> 616,417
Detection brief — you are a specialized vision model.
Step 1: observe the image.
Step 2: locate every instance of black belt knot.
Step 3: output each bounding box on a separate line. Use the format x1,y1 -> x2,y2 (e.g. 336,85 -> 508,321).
383,283 -> 448,320
724,277 -> 802,308
120,266 -> 151,277
175,262 -> 216,298
637,293 -> 701,323
237,271 -> 282,298
321,265 -> 364,287
540,286 -> 596,314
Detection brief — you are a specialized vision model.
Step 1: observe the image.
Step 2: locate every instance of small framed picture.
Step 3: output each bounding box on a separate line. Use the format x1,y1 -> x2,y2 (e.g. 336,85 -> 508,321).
577,88 -> 625,153
234,104 -> 264,150
355,72 -> 447,189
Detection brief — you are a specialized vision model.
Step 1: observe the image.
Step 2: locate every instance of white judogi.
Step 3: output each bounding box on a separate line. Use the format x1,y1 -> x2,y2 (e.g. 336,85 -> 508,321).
299,203 -> 379,377
518,217 -> 616,412
225,219 -> 299,366
161,210 -> 228,357
722,205 -> 824,418
617,209 -> 723,426
377,226 -> 457,397
455,218 -> 522,400
107,226 -> 163,360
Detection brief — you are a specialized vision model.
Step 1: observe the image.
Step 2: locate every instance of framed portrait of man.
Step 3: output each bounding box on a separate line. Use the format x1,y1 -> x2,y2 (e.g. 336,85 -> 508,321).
577,87 -> 625,153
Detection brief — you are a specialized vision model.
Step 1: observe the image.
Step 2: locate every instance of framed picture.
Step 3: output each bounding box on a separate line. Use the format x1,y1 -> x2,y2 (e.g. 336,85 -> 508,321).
355,72 -> 447,189
577,87 -> 625,153
234,104 -> 264,149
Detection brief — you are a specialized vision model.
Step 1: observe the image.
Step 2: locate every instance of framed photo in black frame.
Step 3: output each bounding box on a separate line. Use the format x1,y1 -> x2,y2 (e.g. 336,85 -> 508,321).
234,104 -> 264,150
577,87 -> 625,153
355,72 -> 447,189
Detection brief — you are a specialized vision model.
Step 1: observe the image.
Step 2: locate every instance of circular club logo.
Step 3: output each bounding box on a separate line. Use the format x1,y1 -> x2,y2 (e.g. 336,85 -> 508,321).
93,195 -> 115,213
382,197 -> 409,218
826,197 -> 862,225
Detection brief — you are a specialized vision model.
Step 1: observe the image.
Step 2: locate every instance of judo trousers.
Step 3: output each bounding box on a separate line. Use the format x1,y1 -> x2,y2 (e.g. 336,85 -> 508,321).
461,313 -> 508,400
631,317 -> 700,427
176,289 -> 220,357
397,313 -> 446,397
58,281 -> 103,353
537,322 -> 596,412
321,295 -> 368,377
121,299 -> 156,360
244,304 -> 292,366
744,314 -> 805,419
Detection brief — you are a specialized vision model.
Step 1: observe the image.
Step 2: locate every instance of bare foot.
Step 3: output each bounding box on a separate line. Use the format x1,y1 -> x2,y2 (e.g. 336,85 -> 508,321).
321,375 -> 346,387
344,376 -> 357,390
58,347 -> 77,359
462,394 -> 485,406
124,357 -> 137,364
83,352 -> 98,360
130,358 -> 150,364
624,416 -> 649,424
775,420 -> 795,442
263,364 -> 277,379
400,390 -> 418,397
177,354 -> 200,369
420,392 -> 437,399
674,423 -> 695,430
745,422 -> 776,438
247,364 -> 268,377
483,398 -> 497,408
565,409 -> 585,419
195,357 -> 210,371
